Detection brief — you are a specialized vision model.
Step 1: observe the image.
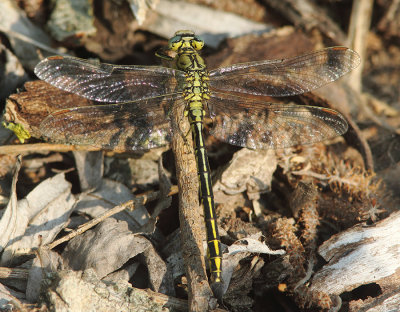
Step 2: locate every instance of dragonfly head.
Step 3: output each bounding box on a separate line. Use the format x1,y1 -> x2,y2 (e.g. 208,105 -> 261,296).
169,30 -> 204,52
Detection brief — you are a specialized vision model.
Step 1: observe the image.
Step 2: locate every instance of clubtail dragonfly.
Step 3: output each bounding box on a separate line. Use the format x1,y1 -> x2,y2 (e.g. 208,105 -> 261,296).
34,30 -> 360,294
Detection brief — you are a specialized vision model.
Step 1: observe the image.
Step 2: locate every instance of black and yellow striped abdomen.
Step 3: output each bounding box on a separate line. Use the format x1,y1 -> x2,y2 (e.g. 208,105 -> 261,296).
184,71 -> 222,285
188,108 -> 222,284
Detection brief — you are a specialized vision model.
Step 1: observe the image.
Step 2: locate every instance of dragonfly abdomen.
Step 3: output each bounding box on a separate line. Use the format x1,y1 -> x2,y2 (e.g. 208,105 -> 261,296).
188,108 -> 222,284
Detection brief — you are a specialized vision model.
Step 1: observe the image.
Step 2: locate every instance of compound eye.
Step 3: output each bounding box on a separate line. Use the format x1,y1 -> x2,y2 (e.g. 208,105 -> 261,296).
168,35 -> 182,51
192,36 -> 204,50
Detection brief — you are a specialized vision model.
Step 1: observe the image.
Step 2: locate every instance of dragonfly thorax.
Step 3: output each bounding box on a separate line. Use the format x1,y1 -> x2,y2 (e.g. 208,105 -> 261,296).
176,52 -> 206,71
183,70 -> 210,103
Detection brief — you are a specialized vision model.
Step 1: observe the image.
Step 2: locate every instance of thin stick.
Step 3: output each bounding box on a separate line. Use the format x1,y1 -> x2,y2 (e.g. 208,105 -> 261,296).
0,267 -> 29,279
46,186 -> 178,250
0,26 -> 67,56
347,0 -> 373,92
0,143 -> 101,155
171,103 -> 215,311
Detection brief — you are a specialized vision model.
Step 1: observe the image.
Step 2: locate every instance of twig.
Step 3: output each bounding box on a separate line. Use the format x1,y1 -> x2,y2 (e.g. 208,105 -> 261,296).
0,267 -> 29,279
0,26 -> 66,56
347,0 -> 373,93
170,103 -> 215,311
0,143 -> 101,155
46,186 -> 178,250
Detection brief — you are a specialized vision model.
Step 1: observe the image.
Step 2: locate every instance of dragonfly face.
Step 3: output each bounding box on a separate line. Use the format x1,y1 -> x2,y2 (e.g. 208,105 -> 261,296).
34,31 -> 360,294
168,30 -> 205,52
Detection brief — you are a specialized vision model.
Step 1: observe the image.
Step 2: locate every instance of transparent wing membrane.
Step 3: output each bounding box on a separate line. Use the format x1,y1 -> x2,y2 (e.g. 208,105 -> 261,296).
35,56 -> 185,103
208,92 -> 348,149
209,47 -> 360,97
40,95 -> 185,150
34,47 -> 358,152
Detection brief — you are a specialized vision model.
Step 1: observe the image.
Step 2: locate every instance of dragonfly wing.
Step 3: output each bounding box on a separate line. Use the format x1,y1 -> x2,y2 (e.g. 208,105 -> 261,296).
209,47 -> 360,97
34,56 -> 185,103
207,92 -> 348,149
40,95 -> 184,151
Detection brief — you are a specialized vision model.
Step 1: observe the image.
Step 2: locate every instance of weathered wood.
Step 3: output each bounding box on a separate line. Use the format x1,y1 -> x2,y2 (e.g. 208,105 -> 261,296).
4,80 -> 95,140
311,211 -> 400,310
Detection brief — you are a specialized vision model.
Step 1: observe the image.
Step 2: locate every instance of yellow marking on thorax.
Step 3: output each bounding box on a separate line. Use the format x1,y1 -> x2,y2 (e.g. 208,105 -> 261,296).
175,48 -> 210,115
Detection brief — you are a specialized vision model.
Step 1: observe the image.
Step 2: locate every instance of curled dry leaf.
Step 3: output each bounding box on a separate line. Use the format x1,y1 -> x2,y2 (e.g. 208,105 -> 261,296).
26,249 -> 64,302
223,232 -> 285,289
1,172 -> 75,266
215,149 -> 276,196
73,150 -> 104,191
46,0 -> 96,42
0,156 -> 21,255
61,217 -> 170,293
0,0 -> 53,69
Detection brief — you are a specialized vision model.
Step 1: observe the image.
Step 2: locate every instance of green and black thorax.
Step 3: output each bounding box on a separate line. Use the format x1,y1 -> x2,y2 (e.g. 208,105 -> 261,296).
167,30 -> 211,123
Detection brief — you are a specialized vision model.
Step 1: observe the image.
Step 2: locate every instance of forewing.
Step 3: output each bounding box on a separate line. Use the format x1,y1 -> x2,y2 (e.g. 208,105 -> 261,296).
34,56 -> 185,103
40,95 -> 185,151
208,92 -> 348,149
209,47 -> 360,97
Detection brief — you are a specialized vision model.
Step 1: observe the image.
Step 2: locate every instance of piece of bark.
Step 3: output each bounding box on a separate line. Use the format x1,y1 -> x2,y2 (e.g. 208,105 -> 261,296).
310,211 -> 400,309
206,27 -> 317,69
4,80 -> 95,142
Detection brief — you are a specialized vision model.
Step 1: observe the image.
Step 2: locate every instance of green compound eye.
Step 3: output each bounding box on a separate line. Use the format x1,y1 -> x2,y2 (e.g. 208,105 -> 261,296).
168,35 -> 183,51
192,36 -> 204,50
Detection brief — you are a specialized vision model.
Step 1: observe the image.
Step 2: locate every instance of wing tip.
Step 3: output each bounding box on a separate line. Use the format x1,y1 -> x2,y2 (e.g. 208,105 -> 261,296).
34,55 -> 69,79
329,46 -> 361,69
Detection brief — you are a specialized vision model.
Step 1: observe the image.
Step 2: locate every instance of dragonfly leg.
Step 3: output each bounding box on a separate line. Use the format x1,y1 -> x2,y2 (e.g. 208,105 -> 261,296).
177,108 -> 193,151
155,47 -> 175,61
180,125 -> 192,152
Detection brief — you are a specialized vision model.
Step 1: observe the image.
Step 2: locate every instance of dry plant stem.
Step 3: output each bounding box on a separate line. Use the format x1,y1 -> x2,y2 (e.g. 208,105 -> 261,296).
0,267 -> 29,279
0,26 -> 65,56
0,143 -> 101,155
346,116 -> 374,171
45,186 -> 178,250
171,103 -> 215,311
347,0 -> 373,92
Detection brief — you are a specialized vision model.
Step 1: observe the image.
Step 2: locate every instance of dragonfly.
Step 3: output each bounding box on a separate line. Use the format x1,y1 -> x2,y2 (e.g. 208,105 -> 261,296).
34,30 -> 360,295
